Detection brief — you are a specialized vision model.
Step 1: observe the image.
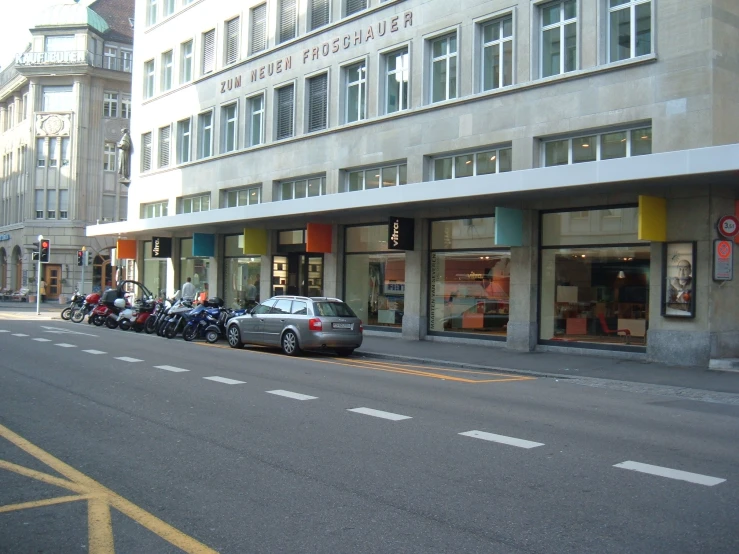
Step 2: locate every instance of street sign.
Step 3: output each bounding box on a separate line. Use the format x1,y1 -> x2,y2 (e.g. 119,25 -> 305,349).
717,215 -> 739,239
713,240 -> 733,281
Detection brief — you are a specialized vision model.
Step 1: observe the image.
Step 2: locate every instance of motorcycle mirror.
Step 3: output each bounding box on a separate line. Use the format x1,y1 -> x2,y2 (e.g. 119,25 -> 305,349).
173,290 -> 181,300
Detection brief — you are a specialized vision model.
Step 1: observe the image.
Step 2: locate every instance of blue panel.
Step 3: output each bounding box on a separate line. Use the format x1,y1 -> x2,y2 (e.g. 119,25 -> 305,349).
192,233 -> 215,257
495,207 -> 523,246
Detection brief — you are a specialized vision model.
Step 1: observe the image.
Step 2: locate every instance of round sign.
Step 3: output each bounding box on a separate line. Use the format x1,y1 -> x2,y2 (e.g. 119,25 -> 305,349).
717,215 -> 739,238
717,241 -> 731,259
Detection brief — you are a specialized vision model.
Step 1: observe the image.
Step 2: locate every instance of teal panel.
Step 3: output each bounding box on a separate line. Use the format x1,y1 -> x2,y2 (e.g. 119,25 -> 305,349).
192,233 -> 215,257
495,207 -> 523,246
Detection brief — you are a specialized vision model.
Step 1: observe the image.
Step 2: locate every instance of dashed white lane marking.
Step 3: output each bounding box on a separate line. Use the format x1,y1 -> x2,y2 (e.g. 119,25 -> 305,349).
115,357 -> 142,363
32,338 -> 52,342
614,461 -> 726,487
459,430 -> 544,449
54,343 -> 77,348
0,330 -> 10,333
83,350 -> 106,355
204,376 -> 245,385
155,365 -> 190,373
12,333 -> 29,337
348,407 -> 412,421
267,390 -> 317,401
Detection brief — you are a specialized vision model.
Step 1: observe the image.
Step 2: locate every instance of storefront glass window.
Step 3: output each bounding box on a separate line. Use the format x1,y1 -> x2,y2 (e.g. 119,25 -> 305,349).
223,234 -> 261,309
142,240 -> 168,298
179,238 -> 214,301
345,225 -> 405,328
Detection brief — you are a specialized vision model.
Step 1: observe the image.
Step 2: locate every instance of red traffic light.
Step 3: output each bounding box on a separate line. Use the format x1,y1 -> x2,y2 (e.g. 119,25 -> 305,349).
41,240 -> 50,248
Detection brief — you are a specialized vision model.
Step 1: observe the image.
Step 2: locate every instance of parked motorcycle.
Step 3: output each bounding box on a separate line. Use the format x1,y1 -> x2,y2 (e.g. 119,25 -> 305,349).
162,297 -> 195,339
60,290 -> 84,321
89,288 -> 126,327
72,292 -> 101,323
181,304 -> 221,342
204,304 -> 246,344
119,297 -> 156,332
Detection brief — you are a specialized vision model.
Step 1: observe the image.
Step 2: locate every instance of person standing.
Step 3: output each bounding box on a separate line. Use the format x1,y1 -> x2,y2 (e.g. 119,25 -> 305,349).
182,277 -> 196,300
39,279 -> 46,303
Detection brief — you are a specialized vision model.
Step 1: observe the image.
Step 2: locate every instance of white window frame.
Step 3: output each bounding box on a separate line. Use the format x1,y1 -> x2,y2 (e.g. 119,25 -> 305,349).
309,0 -> 330,31
345,163 -> 407,192
428,31 -> 458,104
103,91 -> 118,118
103,142 -> 116,171
479,13 -> 514,92
161,50 -> 173,91
539,0 -> 578,78
180,39 -> 194,83
146,0 -> 158,26
158,125 -> 171,168
141,132 -> 152,171
104,46 -> 118,70
345,0 -> 367,17
343,59 -> 367,123
202,29 -> 216,75
142,201 -> 168,218
275,83 -> 295,140
224,16 -> 240,65
177,118 -> 192,164
540,125 -> 653,166
381,45 -> 410,115
278,176 -> 326,200
121,50 -> 133,72
607,0 -> 652,62
144,59 -> 155,98
181,193 -> 210,214
197,110 -> 214,159
250,3 -> 268,54
278,0 -> 297,44
121,95 -> 132,119
163,0 -> 175,17
247,93 -> 265,146
306,72 -> 328,132
432,147 -> 513,180
225,186 -> 261,207
221,102 -> 238,153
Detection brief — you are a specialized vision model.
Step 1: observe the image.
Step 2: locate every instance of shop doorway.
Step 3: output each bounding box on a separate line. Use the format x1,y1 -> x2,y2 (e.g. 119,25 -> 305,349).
44,264 -> 62,301
272,253 -> 324,297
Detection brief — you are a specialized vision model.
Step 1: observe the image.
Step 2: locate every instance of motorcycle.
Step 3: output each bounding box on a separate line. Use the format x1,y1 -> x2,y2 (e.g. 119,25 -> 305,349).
162,297 -> 195,339
204,304 -> 246,344
181,303 -> 221,342
72,292 -> 101,323
89,288 -> 127,327
60,290 -> 84,321
119,297 -> 155,332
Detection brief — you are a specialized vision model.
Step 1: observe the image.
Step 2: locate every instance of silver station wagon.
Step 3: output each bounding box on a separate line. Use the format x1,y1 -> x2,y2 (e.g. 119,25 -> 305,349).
226,296 -> 363,356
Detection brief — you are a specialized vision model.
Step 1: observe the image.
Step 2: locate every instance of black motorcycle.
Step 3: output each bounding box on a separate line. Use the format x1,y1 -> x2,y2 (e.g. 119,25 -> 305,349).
60,290 -> 84,321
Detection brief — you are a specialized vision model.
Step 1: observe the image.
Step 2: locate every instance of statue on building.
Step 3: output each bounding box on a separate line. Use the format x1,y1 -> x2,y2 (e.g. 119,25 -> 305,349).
117,128 -> 131,185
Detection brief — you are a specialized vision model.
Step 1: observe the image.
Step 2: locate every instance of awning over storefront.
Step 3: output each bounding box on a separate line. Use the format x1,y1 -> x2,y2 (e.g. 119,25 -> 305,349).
243,228 -> 268,255
306,223 -> 332,253
638,195 -> 666,242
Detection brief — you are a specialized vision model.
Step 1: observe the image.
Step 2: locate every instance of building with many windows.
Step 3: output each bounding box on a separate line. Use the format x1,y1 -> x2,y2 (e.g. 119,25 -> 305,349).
88,0 -> 739,367
0,0 -> 133,300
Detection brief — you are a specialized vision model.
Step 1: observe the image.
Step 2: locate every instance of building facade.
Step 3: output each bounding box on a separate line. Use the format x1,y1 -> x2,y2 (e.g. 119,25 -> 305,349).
0,0 -> 133,300
88,0 -> 739,367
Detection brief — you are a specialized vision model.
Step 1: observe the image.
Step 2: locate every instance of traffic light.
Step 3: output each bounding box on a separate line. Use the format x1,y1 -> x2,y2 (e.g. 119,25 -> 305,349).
84,251 -> 92,266
77,250 -> 84,266
40,239 -> 50,263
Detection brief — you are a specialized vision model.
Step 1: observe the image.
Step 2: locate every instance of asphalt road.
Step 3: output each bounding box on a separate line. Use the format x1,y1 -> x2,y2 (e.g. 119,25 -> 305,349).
1,315 -> 738,553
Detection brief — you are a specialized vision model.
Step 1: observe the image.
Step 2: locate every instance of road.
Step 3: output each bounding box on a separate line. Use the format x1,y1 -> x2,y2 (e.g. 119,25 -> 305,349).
1,315 -> 738,553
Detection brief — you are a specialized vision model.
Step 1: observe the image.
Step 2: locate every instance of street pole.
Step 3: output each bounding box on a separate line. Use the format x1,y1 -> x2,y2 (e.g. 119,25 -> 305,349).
36,234 -> 42,316
81,246 -> 86,295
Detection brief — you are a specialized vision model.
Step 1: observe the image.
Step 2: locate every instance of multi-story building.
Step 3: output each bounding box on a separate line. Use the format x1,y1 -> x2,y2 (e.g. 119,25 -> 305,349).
0,0 -> 133,299
88,0 -> 739,367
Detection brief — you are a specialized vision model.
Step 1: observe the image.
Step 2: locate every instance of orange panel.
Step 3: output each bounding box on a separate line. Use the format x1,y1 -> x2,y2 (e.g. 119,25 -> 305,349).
566,318 -> 587,335
116,239 -> 137,259
462,312 -> 484,329
306,223 -> 333,253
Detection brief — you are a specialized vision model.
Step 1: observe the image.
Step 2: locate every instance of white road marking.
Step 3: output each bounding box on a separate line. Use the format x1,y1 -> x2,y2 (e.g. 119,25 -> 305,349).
459,430 -> 544,449
54,343 -> 77,348
348,407 -> 412,421
267,390 -> 317,401
40,326 -> 97,337
0,330 -> 10,333
204,376 -> 245,385
12,333 -> 29,337
83,350 -> 107,355
155,365 -> 190,373
115,357 -> 142,363
614,461 -> 726,486
32,338 -> 52,342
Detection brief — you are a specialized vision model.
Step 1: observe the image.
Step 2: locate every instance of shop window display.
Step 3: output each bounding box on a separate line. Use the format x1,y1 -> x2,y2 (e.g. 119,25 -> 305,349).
180,238 -> 213,301
224,235 -> 261,309
142,240 -> 168,298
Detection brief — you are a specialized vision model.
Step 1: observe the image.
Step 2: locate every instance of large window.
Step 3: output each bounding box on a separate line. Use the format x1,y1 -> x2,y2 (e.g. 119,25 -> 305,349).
177,118 -> 191,163
276,84 -> 294,140
103,143 -> 116,171
103,92 -> 118,118
143,240 -> 168,299
434,147 -> 512,180
198,110 -> 213,158
225,17 -> 240,65
180,238 -> 213,303
539,207 -> 649,347
181,40 -> 193,83
202,29 -> 215,75
225,187 -> 260,207
250,4 -> 267,53
482,15 -> 513,91
181,194 -> 210,213
279,0 -> 297,44
346,163 -> 407,192
163,0 -> 175,17
221,103 -> 238,153
146,0 -> 158,26
224,235 -> 261,309
543,126 -> 652,166
279,176 -> 325,200
541,0 -> 577,77
307,73 -> 328,132
141,132 -> 152,171
161,50 -> 173,91
346,0 -> 367,16
144,60 -> 155,98
344,61 -> 366,123
430,33 -> 457,103
248,94 -> 264,146
104,47 -> 118,70
158,125 -> 171,168
609,0 -> 652,62
121,95 -> 132,118
44,35 -> 74,52
141,201 -> 168,218
42,86 -> 74,111
345,224 -> 405,328
384,47 -> 409,114
310,0 -> 329,30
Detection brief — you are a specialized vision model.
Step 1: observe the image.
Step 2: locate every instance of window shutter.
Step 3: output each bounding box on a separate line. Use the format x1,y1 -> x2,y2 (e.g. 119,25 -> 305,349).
225,17 -> 240,65
279,0 -> 297,43
142,133 -> 152,171
346,0 -> 367,16
202,29 -> 215,74
308,74 -> 327,132
276,85 -> 294,140
159,126 -> 170,167
310,0 -> 329,30
251,4 -> 267,53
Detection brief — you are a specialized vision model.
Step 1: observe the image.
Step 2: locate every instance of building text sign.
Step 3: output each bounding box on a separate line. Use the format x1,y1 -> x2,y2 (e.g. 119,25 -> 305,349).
388,216 -> 414,250
16,51 -> 87,66
151,237 -> 172,258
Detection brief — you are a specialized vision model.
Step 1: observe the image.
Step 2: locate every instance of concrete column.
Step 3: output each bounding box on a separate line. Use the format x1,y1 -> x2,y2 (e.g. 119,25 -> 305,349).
326,223 -> 342,299
506,210 -> 539,351
402,217 -> 427,340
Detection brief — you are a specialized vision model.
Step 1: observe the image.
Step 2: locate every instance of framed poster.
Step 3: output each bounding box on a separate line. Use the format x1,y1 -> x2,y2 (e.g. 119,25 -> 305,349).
661,242 -> 696,318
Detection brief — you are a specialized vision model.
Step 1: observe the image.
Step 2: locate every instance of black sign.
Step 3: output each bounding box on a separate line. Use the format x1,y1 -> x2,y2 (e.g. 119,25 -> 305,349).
388,217 -> 414,250
151,237 -> 172,258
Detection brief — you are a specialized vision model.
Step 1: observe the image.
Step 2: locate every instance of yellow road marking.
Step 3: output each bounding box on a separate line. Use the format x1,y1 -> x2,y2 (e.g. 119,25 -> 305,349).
0,494 -> 92,513
0,423 -> 218,554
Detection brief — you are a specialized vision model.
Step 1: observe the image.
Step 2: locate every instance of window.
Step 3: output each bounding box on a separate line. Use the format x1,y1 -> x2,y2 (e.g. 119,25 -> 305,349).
310,0 -> 329,30
433,147 -> 512,180
142,201 -> 168,218
103,195 -> 116,221
248,94 -> 264,146
279,0 -> 297,44
250,4 -> 267,53
144,59 -> 155,98
540,0 -> 577,78
48,138 -> 58,167
61,137 -> 70,166
542,126 -> 652,166
146,0 -> 158,26
430,33 -> 457,103
121,95 -> 132,119
279,177 -> 325,200
346,0 -> 367,16
181,194 -> 210,213
59,190 -> 68,219
346,163 -> 407,191
384,47 -> 409,114
103,142 -> 116,171
42,86 -> 74,111
103,92 -> 118,118
159,125 -> 171,168
198,110 -> 213,158
161,50 -> 173,91
276,85 -> 294,140
22,94 -> 28,120
225,186 -> 260,207
6,104 -> 15,129
121,50 -> 133,72
202,29 -> 215,74
47,190 -> 56,219
36,138 -> 46,167
225,17 -> 240,65
141,132 -> 152,171
609,0 -> 652,62
35,190 -> 43,219
180,40 -> 193,83
221,103 -> 238,153
345,61 -> 366,123
163,0 -> 175,17
482,15 -> 513,91
44,35 -> 74,52
307,73 -> 328,132
104,46 -> 118,70
177,118 -> 191,163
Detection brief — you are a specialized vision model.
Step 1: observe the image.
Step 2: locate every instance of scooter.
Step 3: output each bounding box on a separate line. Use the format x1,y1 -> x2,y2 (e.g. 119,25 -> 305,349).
90,288 -> 126,327
181,304 -> 220,342
204,305 -> 246,344
60,290 -> 84,320
72,292 -> 101,323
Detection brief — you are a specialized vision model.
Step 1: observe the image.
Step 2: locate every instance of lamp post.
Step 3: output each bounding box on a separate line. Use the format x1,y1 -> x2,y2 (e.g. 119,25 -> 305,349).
36,234 -> 42,315
80,246 -> 87,295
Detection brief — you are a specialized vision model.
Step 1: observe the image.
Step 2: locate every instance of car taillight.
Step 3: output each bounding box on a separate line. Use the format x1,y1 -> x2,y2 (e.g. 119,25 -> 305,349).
359,323 -> 363,333
308,318 -> 322,331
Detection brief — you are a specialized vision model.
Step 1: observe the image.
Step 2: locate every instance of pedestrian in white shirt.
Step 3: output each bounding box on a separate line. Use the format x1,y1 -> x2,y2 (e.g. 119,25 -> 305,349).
182,277 -> 196,300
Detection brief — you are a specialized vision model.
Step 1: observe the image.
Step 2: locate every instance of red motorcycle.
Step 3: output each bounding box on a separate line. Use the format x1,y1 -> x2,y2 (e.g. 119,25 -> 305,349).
119,297 -> 156,332
71,292 -> 101,323
90,289 -> 128,327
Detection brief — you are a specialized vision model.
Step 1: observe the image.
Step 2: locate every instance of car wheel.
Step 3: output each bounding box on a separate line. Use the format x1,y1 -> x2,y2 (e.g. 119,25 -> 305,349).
335,348 -> 354,357
227,325 -> 243,349
205,330 -> 220,344
60,307 -> 72,320
281,330 -> 301,356
71,309 -> 85,323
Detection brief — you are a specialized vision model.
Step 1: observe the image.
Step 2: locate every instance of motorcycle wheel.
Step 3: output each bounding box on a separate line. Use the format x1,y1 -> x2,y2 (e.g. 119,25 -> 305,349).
144,316 -> 158,334
205,330 -> 220,344
92,314 -> 105,326
105,317 -> 119,330
60,307 -> 72,320
119,319 -> 131,331
71,309 -> 85,323
165,324 -> 178,339
182,325 -> 197,342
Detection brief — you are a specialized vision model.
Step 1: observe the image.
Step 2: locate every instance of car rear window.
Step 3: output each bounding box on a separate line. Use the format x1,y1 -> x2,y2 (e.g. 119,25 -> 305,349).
313,301 -> 357,317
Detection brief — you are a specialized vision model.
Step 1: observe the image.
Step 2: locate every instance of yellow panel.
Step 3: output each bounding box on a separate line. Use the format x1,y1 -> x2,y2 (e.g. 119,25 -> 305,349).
638,195 -> 666,242
243,228 -> 267,255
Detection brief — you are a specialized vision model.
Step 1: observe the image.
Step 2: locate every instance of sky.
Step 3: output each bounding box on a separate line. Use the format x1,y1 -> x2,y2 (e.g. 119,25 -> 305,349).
0,0 -> 94,71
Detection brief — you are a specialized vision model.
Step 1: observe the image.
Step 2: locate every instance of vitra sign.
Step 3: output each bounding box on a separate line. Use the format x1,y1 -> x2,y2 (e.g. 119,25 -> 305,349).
151,237 -> 172,258
388,217 -> 414,251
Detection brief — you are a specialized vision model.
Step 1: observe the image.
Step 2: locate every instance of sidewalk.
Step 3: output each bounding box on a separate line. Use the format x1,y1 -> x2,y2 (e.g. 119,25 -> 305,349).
356,334 -> 739,395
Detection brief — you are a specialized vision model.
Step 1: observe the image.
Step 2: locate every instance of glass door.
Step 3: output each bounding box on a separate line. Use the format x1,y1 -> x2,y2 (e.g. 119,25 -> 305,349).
272,254 -> 323,297
44,265 -> 61,300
